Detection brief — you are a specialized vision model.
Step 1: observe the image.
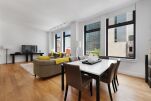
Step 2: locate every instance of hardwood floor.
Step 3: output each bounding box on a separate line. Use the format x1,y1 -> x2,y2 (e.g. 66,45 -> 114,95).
0,63 -> 151,101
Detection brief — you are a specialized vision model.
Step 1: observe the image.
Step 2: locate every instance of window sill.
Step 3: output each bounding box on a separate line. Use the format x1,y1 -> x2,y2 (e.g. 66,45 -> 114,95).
109,57 -> 137,62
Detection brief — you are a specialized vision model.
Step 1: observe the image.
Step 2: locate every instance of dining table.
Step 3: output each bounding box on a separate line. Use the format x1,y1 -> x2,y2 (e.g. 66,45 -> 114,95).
61,59 -> 117,101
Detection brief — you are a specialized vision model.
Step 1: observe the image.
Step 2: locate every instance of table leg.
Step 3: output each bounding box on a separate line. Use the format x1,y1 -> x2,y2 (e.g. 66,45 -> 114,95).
12,55 -> 15,64
61,64 -> 64,91
25,54 -> 28,62
30,54 -> 33,61
96,76 -> 100,101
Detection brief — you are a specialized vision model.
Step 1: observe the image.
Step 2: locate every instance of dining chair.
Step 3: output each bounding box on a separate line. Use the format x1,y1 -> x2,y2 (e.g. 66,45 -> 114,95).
113,60 -> 121,91
100,63 -> 117,101
63,63 -> 93,101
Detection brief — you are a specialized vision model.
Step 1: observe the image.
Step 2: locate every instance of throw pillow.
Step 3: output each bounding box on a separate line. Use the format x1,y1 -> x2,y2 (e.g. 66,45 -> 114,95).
38,56 -> 50,60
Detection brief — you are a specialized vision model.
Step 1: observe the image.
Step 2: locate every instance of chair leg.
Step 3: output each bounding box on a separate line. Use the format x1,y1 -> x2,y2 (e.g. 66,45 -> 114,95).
116,75 -> 119,86
113,78 -> 117,92
34,74 -> 36,78
78,91 -> 81,101
90,81 -> 93,96
108,84 -> 113,101
64,85 -> 68,101
112,80 -> 116,93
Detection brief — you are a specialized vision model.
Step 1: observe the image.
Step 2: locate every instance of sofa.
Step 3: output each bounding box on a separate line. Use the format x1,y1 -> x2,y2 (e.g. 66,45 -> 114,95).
48,52 -> 66,58
33,59 -> 62,78
33,56 -> 86,78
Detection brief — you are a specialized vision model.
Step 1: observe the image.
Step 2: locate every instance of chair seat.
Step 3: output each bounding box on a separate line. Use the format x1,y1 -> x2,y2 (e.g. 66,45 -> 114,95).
82,74 -> 92,87
64,63 -> 93,101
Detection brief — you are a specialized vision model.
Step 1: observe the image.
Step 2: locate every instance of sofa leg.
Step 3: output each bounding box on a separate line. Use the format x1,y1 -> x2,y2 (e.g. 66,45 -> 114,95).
34,74 -> 36,78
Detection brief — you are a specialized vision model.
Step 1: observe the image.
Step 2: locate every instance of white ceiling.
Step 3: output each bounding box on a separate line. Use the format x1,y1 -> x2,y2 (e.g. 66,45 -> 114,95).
0,0 -> 140,31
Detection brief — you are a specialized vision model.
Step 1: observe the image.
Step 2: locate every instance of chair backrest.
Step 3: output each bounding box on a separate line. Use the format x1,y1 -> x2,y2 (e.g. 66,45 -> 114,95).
105,63 -> 117,83
114,60 -> 120,76
99,56 -> 109,59
63,63 -> 82,90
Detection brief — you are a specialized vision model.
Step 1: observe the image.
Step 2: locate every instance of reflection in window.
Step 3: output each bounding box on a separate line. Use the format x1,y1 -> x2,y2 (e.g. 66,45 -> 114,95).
84,22 -> 100,56
63,31 -> 71,54
107,11 -> 135,59
55,33 -> 62,52
109,12 -> 133,25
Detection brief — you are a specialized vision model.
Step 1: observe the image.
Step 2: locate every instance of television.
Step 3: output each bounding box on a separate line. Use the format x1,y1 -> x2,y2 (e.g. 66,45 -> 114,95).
21,45 -> 37,53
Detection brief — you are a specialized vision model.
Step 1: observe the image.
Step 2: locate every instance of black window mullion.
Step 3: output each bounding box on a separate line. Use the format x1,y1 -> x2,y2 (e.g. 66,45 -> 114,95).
65,35 -> 71,37
84,26 -> 86,55
106,19 -> 109,56
63,32 -> 65,52
85,28 -> 100,33
108,20 -> 134,29
55,34 -> 57,52
133,10 -> 136,59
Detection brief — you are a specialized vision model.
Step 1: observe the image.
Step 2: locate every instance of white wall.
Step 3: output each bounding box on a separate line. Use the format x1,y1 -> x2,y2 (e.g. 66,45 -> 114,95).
76,0 -> 151,78
119,0 -> 151,78
48,0 -> 151,78
0,21 -> 47,64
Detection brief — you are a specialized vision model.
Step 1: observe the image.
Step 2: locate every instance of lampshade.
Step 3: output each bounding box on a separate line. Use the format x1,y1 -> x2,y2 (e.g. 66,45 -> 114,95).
66,48 -> 71,56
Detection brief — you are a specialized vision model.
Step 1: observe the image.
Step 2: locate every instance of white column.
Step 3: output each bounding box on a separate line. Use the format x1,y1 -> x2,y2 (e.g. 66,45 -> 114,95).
70,21 -> 79,56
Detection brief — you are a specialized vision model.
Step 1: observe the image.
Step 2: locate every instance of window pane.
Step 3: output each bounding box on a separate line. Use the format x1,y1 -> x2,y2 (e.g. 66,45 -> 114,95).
86,31 -> 100,55
55,32 -> 62,52
64,30 -> 71,53
108,24 -> 134,58
65,36 -> 71,50
109,12 -> 133,25
65,30 -> 71,36
115,26 -> 126,42
56,33 -> 61,37
57,38 -> 61,52
86,22 -> 100,31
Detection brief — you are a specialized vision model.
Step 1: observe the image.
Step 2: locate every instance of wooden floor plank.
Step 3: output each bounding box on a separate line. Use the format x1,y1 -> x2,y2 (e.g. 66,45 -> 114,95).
0,63 -> 151,101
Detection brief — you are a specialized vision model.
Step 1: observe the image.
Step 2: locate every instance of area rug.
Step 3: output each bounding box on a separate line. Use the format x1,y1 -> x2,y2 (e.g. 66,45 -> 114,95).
20,63 -> 34,75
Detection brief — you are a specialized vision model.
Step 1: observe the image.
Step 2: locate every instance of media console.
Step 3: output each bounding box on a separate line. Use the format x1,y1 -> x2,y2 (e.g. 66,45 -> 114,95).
10,53 -> 44,64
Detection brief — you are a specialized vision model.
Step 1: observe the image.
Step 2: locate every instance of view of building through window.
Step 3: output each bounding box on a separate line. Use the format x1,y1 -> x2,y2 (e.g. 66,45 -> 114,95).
107,11 -> 135,58
55,31 -> 71,53
55,33 -> 62,52
64,31 -> 71,53
84,22 -> 100,56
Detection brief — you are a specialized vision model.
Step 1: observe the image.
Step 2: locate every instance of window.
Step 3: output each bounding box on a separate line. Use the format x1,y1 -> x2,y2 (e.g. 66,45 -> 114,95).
84,22 -> 100,56
63,31 -> 71,52
55,33 -> 62,52
106,11 -> 136,59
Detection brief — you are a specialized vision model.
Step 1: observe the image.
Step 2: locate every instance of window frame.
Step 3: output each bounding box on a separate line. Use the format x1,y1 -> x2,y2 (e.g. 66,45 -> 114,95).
55,34 -> 61,52
84,22 -> 101,55
106,10 -> 136,59
63,32 -> 71,52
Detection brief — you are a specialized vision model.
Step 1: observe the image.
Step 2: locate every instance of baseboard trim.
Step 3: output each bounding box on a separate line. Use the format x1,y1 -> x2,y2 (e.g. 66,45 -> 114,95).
119,71 -> 144,79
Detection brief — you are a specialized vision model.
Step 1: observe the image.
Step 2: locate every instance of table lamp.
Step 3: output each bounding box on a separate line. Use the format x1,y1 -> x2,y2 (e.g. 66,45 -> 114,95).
66,48 -> 71,56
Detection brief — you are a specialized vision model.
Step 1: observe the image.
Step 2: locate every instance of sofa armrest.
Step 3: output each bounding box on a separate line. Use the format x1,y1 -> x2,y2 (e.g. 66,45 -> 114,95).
33,59 -> 56,65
